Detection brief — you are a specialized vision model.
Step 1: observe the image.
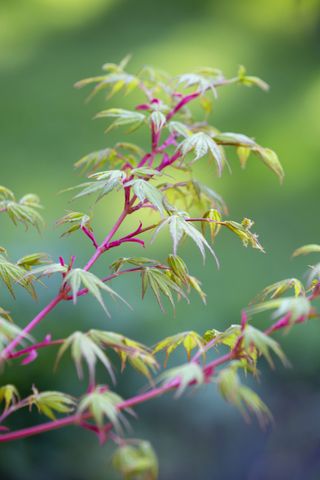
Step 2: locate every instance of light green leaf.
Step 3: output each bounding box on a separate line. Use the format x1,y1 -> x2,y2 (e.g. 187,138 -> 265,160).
150,111 -> 166,133
141,267 -> 188,311
64,268 -> 129,316
126,179 -> 166,215
243,325 -> 288,368
0,384 -> 20,410
292,244 -> 320,257
153,331 -> 205,364
56,211 -> 91,237
95,109 -> 145,134
246,296 -> 311,323
113,440 -> 158,480
0,254 -> 36,298
254,278 -> 305,302
179,132 -> 223,176
253,148 -> 284,183
29,389 -> 76,420
157,362 -> 204,397
223,218 -> 265,252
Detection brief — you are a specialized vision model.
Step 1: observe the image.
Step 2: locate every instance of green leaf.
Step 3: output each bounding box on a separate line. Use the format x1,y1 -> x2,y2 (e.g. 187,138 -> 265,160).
150,110 -> 166,133
113,440 -> 158,480
110,257 -> 159,273
203,325 -> 242,349
0,385 -> 20,410
246,296 -> 311,323
29,389 -> 76,420
253,148 -> 284,183
153,331 -> 206,364
67,170 -> 126,202
168,121 -> 192,138
23,262 -> 68,279
292,244 -> 320,257
64,268 -> 129,317
56,211 -> 91,237
0,315 -> 33,352
152,215 -> 219,265
56,331 -> 115,383
179,132 -> 223,176
223,218 -> 265,252
157,362 -> 204,397
0,254 -> 36,298
237,65 -> 269,91
95,108 -> 145,133
125,179 -> 166,215
78,388 -> 127,432
201,209 -> 222,242
243,325 -> 288,368
177,71 -> 222,94
213,132 -> 257,147
254,278 -> 305,301
74,147 -> 120,173
307,263 -> 320,286
88,329 -> 158,380
16,253 -> 49,271
218,364 -> 272,426
141,267 -> 188,311
0,189 -> 44,230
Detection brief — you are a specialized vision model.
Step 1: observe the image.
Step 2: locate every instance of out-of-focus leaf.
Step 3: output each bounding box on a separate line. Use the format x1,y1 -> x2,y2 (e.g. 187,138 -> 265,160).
247,296 -> 311,323
0,316 -> 32,352
29,389 -> 76,420
67,170 -> 126,202
110,257 -> 159,273
95,109 -> 145,134
168,121 -> 192,138
113,440 -> 158,480
243,325 -> 288,368
56,212 -> 91,237
237,65 -> 269,91
0,188 -> 44,230
253,278 -> 305,302
78,388 -> 128,432
157,362 -> 204,397
16,253 -> 49,271
292,244 -> 320,257
0,385 -> 20,410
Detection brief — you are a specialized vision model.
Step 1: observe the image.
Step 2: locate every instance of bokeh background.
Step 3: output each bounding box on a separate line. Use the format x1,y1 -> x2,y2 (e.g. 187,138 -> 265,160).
0,0 -> 320,479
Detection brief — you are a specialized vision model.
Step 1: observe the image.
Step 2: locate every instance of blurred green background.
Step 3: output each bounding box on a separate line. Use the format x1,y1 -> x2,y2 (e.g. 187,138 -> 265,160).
0,0 -> 320,479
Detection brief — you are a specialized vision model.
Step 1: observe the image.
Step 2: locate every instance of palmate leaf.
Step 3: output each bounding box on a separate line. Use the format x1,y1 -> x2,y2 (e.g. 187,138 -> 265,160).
56,211 -> 92,237
0,188 -> 44,230
179,132 -> 223,176
88,330 -> 158,380
152,214 -> 219,265
150,110 -> 166,133
153,331 -> 206,364
218,364 -> 272,426
292,244 -> 320,257
176,70 -> 223,94
78,388 -> 128,432
157,362 -> 204,397
75,56 -> 140,100
64,268 -> 129,317
29,389 -> 76,420
223,218 -> 265,252
0,385 -> 20,411
0,254 -> 36,298
112,440 -> 158,480
67,170 -> 126,202
203,325 -> 242,350
254,278 -> 305,302
23,262 -> 68,280
168,121 -> 192,138
246,296 -> 312,323
243,325 -> 288,368
125,179 -> 166,215
56,331 -> 115,383
95,109 -> 145,134
141,267 -> 188,311
16,253 -> 49,271
110,257 -> 159,273
0,316 -> 32,352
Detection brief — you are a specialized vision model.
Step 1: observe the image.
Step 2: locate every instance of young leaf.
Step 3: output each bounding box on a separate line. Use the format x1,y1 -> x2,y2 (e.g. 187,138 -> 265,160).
0,385 -> 20,410
78,388 -> 127,432
56,212 -> 91,237
157,362 -> 204,397
254,278 -> 305,302
64,268 -> 129,316
23,263 -> 68,279
16,253 -> 49,271
179,132 -> 223,176
168,121 -> 192,138
292,244 -> 320,257
153,331 -> 206,364
223,218 -> 265,252
253,148 -> 284,183
125,179 -> 166,215
56,331 -> 115,383
29,389 -> 76,420
237,65 -> 269,91
74,147 -> 120,173
95,109 -> 145,133
68,170 -> 126,202
0,254 -> 36,298
141,267 -> 188,311
112,440 -> 158,480
243,325 -> 288,368
0,316 -> 32,352
246,296 -> 311,323
152,215 -> 219,265
150,110 -> 166,133
110,257 -> 159,273
218,364 -> 272,426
